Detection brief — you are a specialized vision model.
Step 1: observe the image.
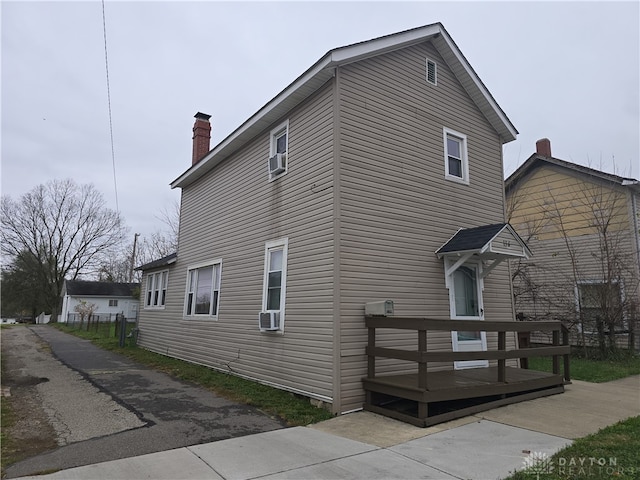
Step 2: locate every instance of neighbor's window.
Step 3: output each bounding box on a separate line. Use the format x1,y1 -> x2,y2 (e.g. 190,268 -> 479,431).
576,281 -> 624,333
443,128 -> 469,184
145,270 -> 168,308
262,238 -> 288,313
269,120 -> 289,181
185,261 -> 222,317
109,299 -> 118,307
426,58 -> 437,85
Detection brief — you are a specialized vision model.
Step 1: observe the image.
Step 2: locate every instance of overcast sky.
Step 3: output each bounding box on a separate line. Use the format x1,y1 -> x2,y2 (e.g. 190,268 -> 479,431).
2,1 -> 639,240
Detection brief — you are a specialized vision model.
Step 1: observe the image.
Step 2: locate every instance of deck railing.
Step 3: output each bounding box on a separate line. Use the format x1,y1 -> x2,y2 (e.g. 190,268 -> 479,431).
365,316 -> 571,388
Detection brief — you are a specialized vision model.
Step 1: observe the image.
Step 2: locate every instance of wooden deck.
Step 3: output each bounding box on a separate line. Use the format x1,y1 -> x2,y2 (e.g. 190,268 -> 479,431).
363,317 -> 570,427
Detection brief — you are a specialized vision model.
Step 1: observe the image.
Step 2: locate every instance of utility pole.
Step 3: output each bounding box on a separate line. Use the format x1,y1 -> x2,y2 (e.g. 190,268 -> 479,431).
129,233 -> 139,282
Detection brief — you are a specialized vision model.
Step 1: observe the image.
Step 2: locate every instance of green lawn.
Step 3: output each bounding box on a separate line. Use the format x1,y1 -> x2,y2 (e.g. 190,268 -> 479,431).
506,416 -> 640,480
527,353 -> 640,383
52,324 -> 334,426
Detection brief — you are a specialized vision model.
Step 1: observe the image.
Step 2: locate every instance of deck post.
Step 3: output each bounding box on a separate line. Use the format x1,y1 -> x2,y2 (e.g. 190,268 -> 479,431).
552,329 -> 560,375
562,326 -> 571,382
368,326 -> 376,379
498,331 -> 506,382
418,328 -> 428,421
418,329 -> 427,390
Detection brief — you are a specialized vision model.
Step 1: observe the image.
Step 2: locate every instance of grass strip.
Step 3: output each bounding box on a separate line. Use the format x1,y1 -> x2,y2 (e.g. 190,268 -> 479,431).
52,324 -> 334,426
507,416 -> 640,479
1,372 -> 19,473
527,353 -> 640,383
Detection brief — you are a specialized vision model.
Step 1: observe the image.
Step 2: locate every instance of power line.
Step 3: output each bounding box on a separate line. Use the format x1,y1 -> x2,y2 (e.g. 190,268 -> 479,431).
101,0 -> 119,213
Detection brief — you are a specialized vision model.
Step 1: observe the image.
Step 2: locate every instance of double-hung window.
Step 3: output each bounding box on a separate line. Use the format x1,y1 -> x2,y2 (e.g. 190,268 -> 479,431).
145,270 -> 168,309
262,238 -> 288,315
268,120 -> 289,181
185,261 -> 222,317
576,281 -> 624,333
443,128 -> 469,184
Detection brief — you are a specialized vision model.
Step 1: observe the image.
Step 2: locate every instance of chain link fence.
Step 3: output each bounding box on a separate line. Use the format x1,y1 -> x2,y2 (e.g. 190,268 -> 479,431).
64,312 -> 137,345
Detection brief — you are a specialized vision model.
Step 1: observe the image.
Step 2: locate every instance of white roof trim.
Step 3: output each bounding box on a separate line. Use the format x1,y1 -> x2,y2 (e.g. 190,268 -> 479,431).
172,23 -> 517,189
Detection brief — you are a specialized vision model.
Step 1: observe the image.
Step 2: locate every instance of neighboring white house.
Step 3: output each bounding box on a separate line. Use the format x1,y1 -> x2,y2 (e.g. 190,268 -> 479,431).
60,280 -> 140,323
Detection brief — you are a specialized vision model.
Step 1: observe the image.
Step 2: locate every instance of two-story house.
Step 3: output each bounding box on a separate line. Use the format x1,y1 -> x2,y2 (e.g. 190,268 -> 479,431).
506,139 -> 640,351
137,23 -> 541,420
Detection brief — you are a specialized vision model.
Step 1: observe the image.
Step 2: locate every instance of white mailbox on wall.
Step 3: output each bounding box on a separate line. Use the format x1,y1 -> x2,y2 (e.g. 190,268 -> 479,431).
364,300 -> 394,317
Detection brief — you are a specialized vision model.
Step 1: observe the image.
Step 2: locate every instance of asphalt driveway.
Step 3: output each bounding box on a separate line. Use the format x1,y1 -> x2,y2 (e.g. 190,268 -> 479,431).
4,325 -> 286,478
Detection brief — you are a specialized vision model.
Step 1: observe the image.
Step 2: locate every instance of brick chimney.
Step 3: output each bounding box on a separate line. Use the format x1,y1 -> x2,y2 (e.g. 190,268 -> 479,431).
192,112 -> 211,165
536,138 -> 552,157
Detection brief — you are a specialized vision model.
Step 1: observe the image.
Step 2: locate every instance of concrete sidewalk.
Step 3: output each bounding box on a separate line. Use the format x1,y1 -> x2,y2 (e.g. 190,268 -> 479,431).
16,376 -> 639,480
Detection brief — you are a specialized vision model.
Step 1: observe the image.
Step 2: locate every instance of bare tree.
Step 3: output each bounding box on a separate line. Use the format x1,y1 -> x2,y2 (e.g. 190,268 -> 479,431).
73,300 -> 97,324
1,179 -> 126,320
509,176 -> 639,357
134,200 -> 180,273
155,199 -> 180,250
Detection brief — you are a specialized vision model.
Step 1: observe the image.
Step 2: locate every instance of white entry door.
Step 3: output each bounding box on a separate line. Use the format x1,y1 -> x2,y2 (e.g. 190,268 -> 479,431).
449,264 -> 488,369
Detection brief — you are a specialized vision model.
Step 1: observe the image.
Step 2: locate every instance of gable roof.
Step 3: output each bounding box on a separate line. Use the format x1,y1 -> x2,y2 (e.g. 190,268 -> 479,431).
505,153 -> 640,194
135,252 -> 178,271
436,223 -> 532,259
172,23 -> 518,189
63,280 -> 139,298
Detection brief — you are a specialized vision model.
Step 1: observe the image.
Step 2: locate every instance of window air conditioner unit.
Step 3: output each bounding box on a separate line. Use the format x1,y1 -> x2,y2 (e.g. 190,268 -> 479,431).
259,311 -> 280,331
268,153 -> 286,175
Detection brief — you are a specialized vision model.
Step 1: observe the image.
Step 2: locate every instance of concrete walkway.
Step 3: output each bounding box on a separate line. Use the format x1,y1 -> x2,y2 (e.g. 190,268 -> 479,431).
16,375 -> 639,480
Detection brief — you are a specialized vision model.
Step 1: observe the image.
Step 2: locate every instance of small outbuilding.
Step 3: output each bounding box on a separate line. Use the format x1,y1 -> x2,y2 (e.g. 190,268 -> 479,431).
60,280 -> 140,323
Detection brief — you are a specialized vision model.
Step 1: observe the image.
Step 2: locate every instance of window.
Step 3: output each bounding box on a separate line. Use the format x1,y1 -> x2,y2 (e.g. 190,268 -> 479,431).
262,238 -> 288,317
426,59 -> 437,85
576,281 -> 624,333
185,261 -> 222,317
443,128 -> 469,184
447,263 -> 483,319
145,270 -> 168,308
269,120 -> 289,181
109,299 -> 118,307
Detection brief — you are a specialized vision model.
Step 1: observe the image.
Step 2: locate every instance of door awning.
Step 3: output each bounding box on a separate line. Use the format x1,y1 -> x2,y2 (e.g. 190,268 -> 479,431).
436,223 -> 531,278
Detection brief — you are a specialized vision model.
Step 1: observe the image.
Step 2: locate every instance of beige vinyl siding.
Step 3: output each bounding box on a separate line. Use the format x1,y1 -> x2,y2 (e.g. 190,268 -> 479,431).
336,42 -> 515,412
508,166 -> 639,349
138,82 -> 336,402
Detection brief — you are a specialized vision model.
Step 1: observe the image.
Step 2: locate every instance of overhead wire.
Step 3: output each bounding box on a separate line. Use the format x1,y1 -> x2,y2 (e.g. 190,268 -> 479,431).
101,0 -> 119,213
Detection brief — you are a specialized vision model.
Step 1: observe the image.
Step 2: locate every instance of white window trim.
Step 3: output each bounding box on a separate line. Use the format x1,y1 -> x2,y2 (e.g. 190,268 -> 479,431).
443,127 -> 469,185
444,258 -> 488,369
183,259 -> 222,319
269,120 -> 289,182
444,258 -> 485,320
109,299 -> 118,307
426,58 -> 437,85
144,270 -> 169,310
575,279 -> 627,333
261,238 -> 288,331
